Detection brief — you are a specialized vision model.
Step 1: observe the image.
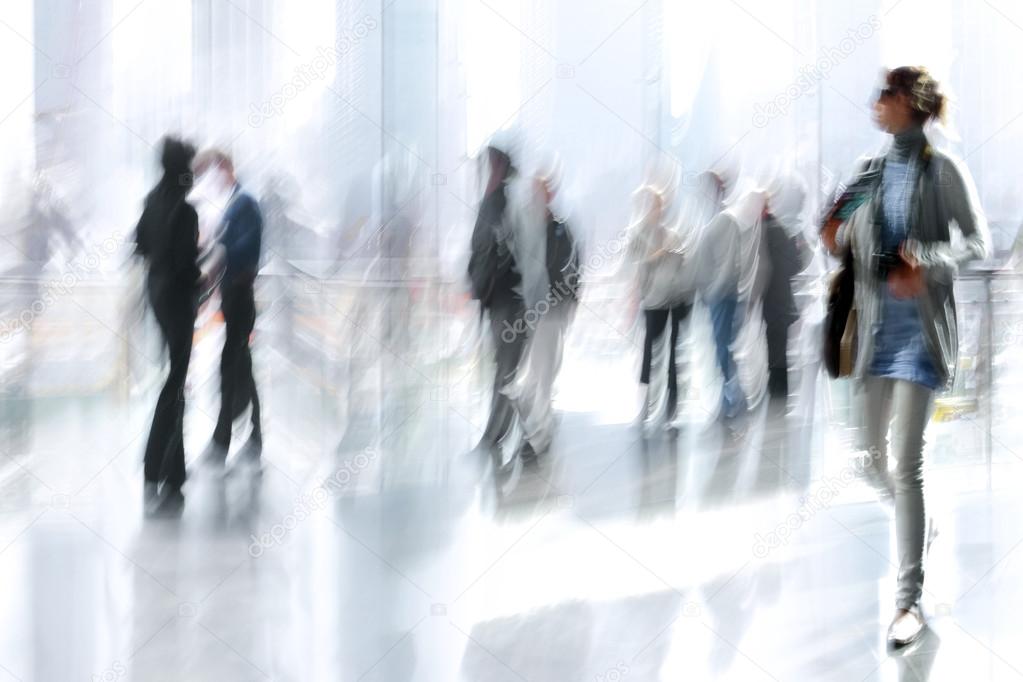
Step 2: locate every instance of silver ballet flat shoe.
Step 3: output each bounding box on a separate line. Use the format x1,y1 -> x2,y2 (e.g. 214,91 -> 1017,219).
887,605 -> 925,649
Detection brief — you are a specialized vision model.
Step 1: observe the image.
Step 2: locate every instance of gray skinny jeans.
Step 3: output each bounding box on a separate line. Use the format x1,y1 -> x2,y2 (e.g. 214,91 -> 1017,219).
860,375 -> 934,610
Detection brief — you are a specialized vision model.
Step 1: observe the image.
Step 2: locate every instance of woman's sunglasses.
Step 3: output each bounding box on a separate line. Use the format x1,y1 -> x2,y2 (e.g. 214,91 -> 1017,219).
876,87 -> 896,101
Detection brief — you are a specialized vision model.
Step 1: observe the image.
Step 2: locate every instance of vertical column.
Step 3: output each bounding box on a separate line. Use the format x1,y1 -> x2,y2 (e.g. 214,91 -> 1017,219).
0,1 -> 36,207
379,0 -> 439,473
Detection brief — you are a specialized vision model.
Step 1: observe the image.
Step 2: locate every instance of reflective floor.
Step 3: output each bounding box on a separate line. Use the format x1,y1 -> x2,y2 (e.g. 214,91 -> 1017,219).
2,332 -> 1023,682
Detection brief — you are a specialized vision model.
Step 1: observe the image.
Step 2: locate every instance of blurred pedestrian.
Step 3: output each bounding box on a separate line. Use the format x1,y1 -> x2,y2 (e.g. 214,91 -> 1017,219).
821,66 -> 988,647
627,170 -> 705,429
762,175 -> 810,402
506,163 -> 580,459
195,149 -> 264,467
468,134 -> 526,456
134,137 -> 200,514
702,184 -> 766,420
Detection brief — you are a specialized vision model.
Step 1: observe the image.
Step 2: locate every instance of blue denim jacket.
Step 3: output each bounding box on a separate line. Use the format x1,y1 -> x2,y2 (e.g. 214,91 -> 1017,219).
220,186 -> 263,285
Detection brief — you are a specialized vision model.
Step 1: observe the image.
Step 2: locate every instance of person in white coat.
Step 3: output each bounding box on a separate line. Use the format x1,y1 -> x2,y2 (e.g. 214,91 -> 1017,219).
627,170 -> 708,428
702,186 -> 767,419
505,163 -> 580,459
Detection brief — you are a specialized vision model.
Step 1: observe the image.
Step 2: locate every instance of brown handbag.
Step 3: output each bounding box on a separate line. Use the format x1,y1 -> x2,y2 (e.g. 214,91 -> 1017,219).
839,307 -> 857,377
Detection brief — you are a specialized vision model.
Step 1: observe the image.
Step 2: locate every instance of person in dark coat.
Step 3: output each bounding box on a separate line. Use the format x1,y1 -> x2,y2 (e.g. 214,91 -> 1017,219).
134,137 -> 201,514
468,139 -> 526,454
762,180 -> 810,400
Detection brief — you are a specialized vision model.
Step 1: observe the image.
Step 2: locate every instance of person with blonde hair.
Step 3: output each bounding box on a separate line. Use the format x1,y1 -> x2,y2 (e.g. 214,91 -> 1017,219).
627,169 -> 706,428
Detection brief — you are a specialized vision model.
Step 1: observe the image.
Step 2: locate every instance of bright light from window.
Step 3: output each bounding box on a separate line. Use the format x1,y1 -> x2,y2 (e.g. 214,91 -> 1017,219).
111,0 -> 192,116
278,0 -> 337,131
0,1 -> 34,220
879,0 -> 953,82
665,0 -> 717,118
462,0 -> 522,155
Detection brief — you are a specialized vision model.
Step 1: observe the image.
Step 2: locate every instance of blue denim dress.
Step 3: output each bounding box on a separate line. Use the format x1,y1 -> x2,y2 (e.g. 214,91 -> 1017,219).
869,158 -> 941,390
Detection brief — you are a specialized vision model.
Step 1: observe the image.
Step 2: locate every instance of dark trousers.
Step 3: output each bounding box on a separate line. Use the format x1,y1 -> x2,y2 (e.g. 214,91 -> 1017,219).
640,302 -> 691,418
765,300 -> 793,396
144,296 -> 195,491
763,310 -> 792,398
213,281 -> 261,450
482,298 -> 526,445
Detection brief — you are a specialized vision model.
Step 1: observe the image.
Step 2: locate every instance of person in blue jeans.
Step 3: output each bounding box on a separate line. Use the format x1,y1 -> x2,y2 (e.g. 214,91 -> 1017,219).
709,296 -> 743,418
703,189 -> 766,420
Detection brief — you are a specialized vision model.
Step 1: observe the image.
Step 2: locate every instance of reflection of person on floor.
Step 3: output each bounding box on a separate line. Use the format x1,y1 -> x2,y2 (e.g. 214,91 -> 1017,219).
506,166 -> 580,460
195,149 -> 263,466
468,135 -> 525,456
761,177 -> 810,402
133,137 -> 201,515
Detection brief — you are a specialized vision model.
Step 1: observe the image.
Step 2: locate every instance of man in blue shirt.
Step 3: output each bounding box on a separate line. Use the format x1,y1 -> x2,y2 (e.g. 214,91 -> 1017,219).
195,149 -> 263,465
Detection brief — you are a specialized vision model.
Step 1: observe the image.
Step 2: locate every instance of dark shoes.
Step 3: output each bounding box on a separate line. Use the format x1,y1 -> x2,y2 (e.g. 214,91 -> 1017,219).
233,437 -> 263,475
767,368 -> 788,399
517,440 -> 538,463
154,488 -> 185,516
145,484 -> 184,517
144,481 -> 159,507
199,441 -> 229,471
200,437 -> 262,478
239,435 -> 262,459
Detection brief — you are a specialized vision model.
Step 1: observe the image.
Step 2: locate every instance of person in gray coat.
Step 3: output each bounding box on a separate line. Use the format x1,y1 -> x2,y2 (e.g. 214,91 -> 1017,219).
822,66 -> 988,648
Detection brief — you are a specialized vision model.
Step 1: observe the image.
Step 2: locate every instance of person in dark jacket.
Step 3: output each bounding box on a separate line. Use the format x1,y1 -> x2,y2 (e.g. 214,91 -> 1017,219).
134,137 -> 201,514
195,149 -> 263,466
762,179 -> 809,401
468,139 -> 525,455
